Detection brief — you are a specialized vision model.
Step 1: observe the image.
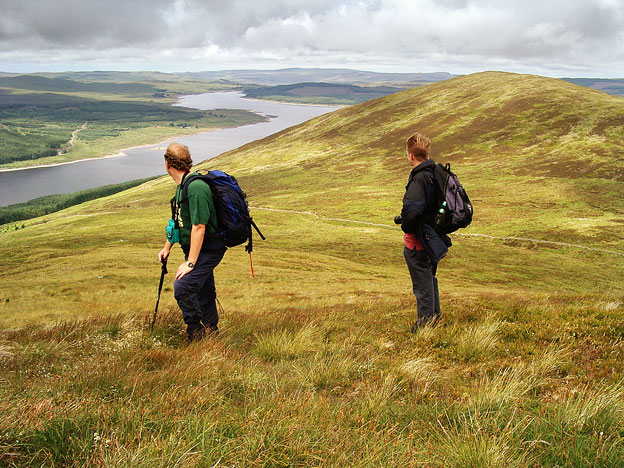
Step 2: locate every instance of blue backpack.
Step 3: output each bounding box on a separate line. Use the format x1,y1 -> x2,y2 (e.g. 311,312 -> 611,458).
181,170 -> 265,252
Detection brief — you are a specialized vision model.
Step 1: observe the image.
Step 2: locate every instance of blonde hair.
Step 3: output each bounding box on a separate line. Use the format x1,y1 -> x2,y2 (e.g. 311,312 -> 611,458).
164,142 -> 193,171
406,132 -> 431,160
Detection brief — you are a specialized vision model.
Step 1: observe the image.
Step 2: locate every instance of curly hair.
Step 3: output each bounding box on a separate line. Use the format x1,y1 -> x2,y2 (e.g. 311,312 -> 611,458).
406,132 -> 431,160
164,142 -> 193,171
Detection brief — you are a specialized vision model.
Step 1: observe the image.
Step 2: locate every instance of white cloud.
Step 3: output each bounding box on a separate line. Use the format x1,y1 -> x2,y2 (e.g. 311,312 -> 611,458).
0,0 -> 623,76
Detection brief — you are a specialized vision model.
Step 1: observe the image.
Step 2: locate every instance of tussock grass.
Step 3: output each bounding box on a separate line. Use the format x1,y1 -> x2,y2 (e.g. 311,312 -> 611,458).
455,319 -> 503,362
469,347 -> 568,411
393,355 -> 441,397
408,320 -> 439,343
253,323 -> 319,361
528,345 -> 568,377
471,366 -> 531,411
437,411 -> 535,468
1,303 -> 623,466
362,375 -> 402,416
0,344 -> 14,359
558,382 -> 624,432
297,347 -> 368,390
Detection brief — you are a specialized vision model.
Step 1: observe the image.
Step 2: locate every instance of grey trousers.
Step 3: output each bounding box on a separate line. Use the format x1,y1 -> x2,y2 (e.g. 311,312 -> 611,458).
404,246 -> 441,322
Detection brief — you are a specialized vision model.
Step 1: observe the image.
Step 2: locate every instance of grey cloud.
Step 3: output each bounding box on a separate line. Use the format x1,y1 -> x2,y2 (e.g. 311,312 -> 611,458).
221,0 -> 624,62
0,0 -> 173,47
0,0 -> 346,49
0,0 -> 622,75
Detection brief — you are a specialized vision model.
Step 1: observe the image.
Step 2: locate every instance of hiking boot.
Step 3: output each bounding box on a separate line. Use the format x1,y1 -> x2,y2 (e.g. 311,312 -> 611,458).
186,323 -> 206,343
410,321 -> 423,333
410,314 -> 441,333
204,324 -> 219,336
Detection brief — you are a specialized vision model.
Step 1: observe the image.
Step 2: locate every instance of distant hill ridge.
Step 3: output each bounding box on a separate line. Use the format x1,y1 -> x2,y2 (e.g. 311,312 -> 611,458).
186,68 -> 457,85
2,69 -> 623,97
243,82 -> 406,104
0,75 -> 159,94
563,78 -> 624,98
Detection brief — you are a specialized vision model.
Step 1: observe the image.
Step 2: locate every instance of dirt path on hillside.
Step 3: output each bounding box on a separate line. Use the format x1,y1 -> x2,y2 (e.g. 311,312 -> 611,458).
29,205 -> 623,257
58,122 -> 87,155
252,206 -> 624,257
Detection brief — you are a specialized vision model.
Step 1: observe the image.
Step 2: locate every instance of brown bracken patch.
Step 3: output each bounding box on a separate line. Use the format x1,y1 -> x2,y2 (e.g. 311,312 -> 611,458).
593,115 -> 624,135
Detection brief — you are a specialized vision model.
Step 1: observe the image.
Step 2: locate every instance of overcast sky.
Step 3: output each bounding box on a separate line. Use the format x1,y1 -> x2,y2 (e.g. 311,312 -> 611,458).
1,0 -> 623,77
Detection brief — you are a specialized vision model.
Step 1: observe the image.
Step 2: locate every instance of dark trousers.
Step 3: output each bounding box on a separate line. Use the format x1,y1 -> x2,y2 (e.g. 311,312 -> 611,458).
404,246 -> 441,322
174,248 -> 226,329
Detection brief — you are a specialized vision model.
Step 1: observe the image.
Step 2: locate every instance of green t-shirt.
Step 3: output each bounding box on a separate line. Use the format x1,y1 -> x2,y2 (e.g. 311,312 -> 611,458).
174,172 -> 219,249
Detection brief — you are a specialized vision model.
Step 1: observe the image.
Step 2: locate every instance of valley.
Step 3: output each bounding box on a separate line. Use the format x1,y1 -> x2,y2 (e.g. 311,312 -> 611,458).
1,71 -> 623,467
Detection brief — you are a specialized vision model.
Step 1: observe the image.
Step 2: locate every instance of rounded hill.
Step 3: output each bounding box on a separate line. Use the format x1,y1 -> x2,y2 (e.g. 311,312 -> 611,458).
208,72 -> 624,248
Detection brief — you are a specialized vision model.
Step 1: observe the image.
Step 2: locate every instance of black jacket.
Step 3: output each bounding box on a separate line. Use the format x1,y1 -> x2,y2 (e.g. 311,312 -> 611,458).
400,159 -> 451,264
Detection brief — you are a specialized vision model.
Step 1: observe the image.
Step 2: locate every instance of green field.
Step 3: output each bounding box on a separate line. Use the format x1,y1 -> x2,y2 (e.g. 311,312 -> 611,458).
1,72 -> 623,467
0,75 -> 262,169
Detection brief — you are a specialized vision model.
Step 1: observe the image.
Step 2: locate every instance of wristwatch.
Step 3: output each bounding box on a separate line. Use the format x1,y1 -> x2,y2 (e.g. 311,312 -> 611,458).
186,261 -> 195,269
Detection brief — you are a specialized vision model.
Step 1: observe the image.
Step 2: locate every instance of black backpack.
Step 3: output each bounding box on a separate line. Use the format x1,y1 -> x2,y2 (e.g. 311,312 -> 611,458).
180,170 -> 265,252
429,163 -> 473,234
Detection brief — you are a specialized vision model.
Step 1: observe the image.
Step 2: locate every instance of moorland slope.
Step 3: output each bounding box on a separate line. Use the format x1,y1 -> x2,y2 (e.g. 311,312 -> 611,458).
1,72 -> 623,467
222,71 -> 624,247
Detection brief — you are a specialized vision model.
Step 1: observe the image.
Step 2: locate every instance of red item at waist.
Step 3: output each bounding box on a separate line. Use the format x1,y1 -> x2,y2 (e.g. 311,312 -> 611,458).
404,233 -> 424,250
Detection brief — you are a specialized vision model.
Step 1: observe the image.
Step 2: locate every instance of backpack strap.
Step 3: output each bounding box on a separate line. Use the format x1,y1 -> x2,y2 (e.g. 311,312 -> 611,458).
407,166 -> 437,195
170,171 -> 190,228
180,172 -> 200,202
170,196 -> 178,227
178,172 -> 221,234
245,217 -> 266,253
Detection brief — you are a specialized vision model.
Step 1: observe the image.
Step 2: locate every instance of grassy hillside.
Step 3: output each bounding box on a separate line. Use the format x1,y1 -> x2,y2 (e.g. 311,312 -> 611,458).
1,72 -> 623,467
224,71 -> 624,249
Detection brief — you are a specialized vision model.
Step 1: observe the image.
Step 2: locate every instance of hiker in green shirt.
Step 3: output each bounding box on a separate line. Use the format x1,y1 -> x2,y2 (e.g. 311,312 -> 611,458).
157,143 -> 227,342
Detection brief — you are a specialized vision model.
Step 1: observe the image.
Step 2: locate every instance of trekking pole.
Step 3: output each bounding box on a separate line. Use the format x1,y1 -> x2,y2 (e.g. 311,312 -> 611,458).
245,217 -> 264,279
151,259 -> 168,330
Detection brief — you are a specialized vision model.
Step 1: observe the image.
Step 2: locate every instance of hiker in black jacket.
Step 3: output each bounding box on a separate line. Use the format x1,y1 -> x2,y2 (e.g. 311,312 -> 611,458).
399,132 -> 451,332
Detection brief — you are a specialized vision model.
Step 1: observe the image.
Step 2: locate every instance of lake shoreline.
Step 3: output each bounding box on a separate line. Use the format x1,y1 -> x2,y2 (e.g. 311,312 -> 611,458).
1,93 -> 334,173
175,90 -> 345,109
243,96 -> 348,108
1,92 -> 269,173
0,128 -> 220,173
0,92 -> 338,206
